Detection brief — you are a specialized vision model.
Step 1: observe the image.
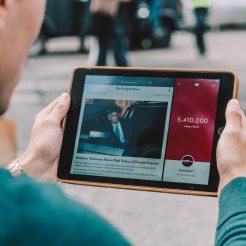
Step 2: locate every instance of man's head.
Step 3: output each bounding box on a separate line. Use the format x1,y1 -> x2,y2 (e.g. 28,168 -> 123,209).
0,0 -> 46,114
107,106 -> 121,124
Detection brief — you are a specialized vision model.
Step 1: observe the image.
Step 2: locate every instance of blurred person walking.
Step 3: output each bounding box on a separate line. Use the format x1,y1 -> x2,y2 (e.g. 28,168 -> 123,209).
149,0 -> 161,32
192,0 -> 211,55
88,0 -> 130,66
76,0 -> 90,53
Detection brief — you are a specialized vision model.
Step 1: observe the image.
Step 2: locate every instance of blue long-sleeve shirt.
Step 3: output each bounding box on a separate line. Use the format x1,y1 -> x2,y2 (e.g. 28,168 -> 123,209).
3,166 -> 245,246
216,177 -> 246,245
0,169 -> 131,246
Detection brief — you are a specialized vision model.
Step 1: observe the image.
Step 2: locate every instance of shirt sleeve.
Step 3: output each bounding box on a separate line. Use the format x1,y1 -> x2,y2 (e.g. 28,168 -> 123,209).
0,169 -> 131,246
216,177 -> 246,246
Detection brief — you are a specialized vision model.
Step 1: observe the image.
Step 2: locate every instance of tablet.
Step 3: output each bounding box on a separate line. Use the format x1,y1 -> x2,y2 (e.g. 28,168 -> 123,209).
58,67 -> 238,196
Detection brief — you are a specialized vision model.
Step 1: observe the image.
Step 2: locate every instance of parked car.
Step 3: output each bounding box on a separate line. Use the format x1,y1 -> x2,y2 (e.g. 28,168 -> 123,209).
30,0 -> 88,56
128,0 -> 183,49
182,0 -> 246,29
30,0 -> 183,55
158,0 -> 183,46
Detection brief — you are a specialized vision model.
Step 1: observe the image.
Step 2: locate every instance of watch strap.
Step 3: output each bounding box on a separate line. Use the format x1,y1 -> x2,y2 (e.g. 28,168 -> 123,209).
5,159 -> 24,176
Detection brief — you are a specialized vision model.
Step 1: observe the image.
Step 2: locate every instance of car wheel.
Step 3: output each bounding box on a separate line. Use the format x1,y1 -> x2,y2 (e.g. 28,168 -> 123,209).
29,33 -> 46,57
153,25 -> 172,48
141,38 -> 153,49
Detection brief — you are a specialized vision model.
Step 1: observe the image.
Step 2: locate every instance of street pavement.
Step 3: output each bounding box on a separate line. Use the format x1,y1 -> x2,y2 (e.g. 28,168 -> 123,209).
6,30 -> 246,246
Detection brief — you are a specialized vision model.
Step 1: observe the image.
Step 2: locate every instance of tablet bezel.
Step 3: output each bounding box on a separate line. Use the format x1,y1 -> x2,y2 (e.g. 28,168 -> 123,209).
58,67 -> 238,196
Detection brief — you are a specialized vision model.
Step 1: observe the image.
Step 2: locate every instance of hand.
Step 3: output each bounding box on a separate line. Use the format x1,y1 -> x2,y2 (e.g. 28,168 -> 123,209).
20,93 -> 71,182
217,99 -> 246,195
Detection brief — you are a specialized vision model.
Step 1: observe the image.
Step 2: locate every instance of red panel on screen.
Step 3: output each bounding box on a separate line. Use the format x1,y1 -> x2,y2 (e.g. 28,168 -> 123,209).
165,78 -> 219,163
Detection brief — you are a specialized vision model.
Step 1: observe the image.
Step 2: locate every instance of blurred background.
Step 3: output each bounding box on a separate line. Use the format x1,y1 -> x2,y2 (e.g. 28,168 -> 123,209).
6,0 -> 246,245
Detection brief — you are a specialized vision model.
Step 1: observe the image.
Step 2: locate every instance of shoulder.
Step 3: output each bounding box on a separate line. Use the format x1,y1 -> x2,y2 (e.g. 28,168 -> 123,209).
0,169 -> 130,246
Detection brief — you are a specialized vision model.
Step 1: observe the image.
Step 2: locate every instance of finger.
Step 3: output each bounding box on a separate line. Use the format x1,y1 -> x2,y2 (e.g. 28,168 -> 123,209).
39,96 -> 61,116
225,99 -> 242,130
50,93 -> 71,122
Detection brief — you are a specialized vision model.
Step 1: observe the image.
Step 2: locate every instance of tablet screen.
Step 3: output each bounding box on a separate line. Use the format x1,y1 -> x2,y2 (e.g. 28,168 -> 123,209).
70,75 -> 219,186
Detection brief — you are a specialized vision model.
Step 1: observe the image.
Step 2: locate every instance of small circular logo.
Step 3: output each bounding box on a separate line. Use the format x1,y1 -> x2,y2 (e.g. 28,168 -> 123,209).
181,155 -> 194,167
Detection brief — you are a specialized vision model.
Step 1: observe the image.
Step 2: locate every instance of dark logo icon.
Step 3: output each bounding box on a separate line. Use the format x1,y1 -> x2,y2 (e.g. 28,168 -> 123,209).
181,155 -> 194,167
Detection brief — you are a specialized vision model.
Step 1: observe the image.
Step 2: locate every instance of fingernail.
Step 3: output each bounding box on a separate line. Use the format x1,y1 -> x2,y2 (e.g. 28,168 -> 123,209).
230,99 -> 240,109
60,93 -> 69,101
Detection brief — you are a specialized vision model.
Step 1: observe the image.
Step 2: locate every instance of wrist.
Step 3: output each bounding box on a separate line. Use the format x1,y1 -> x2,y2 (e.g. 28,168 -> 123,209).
19,151 -> 41,178
20,151 -> 58,183
218,170 -> 246,196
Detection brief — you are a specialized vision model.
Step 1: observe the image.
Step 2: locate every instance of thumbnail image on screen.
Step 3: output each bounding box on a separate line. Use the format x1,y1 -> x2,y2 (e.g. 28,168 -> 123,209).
78,99 -> 168,159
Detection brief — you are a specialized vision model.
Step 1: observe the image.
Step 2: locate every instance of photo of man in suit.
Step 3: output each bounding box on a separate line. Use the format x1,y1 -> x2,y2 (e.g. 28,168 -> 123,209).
104,106 -> 127,147
78,99 -> 167,158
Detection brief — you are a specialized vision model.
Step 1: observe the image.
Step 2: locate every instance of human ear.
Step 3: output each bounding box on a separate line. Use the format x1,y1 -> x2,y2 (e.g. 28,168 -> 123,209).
0,0 -> 13,32
0,5 -> 6,32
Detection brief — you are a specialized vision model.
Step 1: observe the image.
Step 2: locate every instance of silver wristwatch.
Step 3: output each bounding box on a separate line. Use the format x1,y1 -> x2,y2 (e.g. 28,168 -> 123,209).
5,159 -> 24,176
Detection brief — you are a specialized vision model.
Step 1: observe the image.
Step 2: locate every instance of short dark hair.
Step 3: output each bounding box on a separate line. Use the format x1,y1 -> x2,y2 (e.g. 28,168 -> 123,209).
106,106 -> 121,115
0,0 -> 6,6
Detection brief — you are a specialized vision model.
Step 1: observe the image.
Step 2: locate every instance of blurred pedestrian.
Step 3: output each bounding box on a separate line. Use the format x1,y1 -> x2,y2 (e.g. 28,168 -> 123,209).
192,0 -> 212,55
88,0 -> 130,66
76,0 -> 90,53
150,0 -> 161,34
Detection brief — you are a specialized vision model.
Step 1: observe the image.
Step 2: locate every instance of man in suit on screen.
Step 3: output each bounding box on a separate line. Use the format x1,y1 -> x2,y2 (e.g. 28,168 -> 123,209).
105,106 -> 127,147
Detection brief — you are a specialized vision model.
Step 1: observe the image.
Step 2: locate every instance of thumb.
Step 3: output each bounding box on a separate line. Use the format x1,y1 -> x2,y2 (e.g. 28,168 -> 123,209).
51,93 -> 71,122
225,99 -> 242,130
